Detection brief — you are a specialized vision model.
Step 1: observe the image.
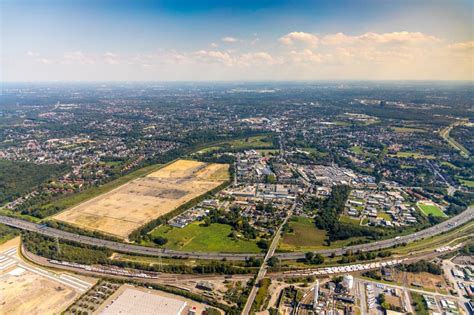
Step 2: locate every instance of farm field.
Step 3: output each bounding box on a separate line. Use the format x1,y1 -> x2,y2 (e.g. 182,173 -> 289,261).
417,202 -> 447,217
54,160 -> 229,239
149,221 -> 260,253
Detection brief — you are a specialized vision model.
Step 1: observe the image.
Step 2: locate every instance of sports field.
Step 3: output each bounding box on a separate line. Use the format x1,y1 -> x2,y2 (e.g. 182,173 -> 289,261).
150,221 -> 260,253
417,202 -> 447,217
54,160 -> 229,239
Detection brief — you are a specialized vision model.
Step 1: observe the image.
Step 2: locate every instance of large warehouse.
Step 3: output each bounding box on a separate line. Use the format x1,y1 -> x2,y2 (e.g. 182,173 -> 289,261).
101,288 -> 187,315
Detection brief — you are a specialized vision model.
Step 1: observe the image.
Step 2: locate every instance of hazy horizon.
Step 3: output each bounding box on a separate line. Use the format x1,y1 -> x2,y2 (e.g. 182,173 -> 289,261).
1,0 -> 473,81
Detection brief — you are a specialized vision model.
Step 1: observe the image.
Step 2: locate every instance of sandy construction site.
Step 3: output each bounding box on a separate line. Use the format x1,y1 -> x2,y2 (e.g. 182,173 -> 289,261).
0,238 -> 94,315
54,160 -> 229,239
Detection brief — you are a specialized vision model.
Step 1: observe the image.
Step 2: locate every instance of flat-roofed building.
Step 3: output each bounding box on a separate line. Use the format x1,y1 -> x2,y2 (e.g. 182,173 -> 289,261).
101,288 -> 187,315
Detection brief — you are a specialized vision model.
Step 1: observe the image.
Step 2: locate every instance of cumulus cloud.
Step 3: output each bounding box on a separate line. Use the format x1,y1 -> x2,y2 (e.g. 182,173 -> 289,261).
192,50 -> 235,66
221,36 -> 239,43
288,49 -> 323,64
279,32 -> 318,47
238,52 -> 281,66
24,30 -> 472,80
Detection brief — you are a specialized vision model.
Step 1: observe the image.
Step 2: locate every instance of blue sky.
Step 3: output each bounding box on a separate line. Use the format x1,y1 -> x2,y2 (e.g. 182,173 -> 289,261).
1,0 -> 473,81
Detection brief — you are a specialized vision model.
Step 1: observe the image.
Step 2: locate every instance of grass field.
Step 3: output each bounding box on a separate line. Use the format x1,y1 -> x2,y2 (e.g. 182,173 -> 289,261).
339,215 -> 360,225
417,202 -> 446,217
279,216 -> 327,251
393,127 -> 426,133
54,160 -> 229,239
394,151 -> 435,159
350,146 -> 364,155
227,135 -> 274,149
377,212 -> 392,221
299,147 -> 329,157
279,216 -> 370,251
149,221 -> 260,253
257,149 -> 279,156
458,178 -> 474,188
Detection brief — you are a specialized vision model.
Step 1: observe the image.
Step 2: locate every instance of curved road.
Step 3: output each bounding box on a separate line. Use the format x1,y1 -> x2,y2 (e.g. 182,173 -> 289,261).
0,206 -> 472,261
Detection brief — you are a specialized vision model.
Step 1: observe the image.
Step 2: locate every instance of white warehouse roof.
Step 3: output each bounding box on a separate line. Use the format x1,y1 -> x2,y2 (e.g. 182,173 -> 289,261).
101,288 -> 187,315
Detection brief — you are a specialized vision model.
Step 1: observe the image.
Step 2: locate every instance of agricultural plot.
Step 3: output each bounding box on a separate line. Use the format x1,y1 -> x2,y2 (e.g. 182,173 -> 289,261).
54,160 -> 229,239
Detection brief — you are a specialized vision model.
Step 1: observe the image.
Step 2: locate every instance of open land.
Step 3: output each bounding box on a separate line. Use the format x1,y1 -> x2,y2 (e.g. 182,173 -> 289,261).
278,216 -> 362,252
0,269 -> 78,315
54,160 -> 229,239
150,221 -> 260,253
417,202 -> 447,217
0,237 -> 95,315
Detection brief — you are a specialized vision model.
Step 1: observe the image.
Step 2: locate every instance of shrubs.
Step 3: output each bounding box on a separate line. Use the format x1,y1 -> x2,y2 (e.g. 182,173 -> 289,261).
152,236 -> 168,246
398,260 -> 443,275
304,252 -> 325,265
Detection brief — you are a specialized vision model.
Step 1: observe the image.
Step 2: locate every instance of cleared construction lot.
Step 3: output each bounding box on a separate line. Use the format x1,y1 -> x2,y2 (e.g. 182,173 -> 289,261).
0,238 -> 94,315
54,160 -> 229,239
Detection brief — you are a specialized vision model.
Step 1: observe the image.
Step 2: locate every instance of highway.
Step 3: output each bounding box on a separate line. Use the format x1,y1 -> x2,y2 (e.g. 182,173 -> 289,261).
275,205 -> 473,260
0,205 -> 472,261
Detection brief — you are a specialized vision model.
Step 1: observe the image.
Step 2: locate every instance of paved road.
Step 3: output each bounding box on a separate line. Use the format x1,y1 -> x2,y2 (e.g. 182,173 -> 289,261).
0,216 -> 260,261
275,205 -> 473,260
0,206 -> 472,261
242,203 -> 295,315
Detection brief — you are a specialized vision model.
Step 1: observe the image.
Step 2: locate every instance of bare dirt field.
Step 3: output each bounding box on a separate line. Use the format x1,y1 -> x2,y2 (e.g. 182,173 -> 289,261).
54,160 -> 229,239
0,237 -> 95,315
0,269 -> 78,315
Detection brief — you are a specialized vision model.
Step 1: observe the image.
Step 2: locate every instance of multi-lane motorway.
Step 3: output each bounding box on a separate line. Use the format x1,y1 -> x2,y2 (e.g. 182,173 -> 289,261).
276,205 -> 473,260
0,205 -> 472,261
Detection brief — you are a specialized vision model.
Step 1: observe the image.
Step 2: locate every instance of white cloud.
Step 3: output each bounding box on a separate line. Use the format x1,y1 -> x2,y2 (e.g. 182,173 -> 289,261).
62,51 -> 95,64
221,36 -> 239,43
322,31 -> 440,46
210,42 -> 218,48
279,32 -> 318,47
448,41 -> 474,51
26,50 -> 39,57
288,49 -> 323,64
103,52 -> 119,64
192,50 -> 235,66
238,52 -> 280,66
